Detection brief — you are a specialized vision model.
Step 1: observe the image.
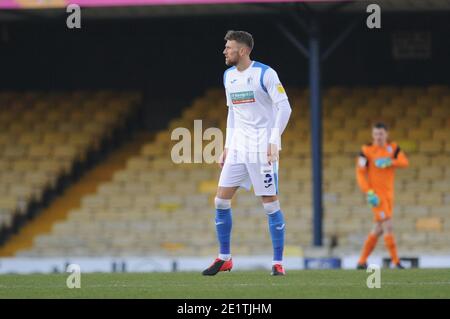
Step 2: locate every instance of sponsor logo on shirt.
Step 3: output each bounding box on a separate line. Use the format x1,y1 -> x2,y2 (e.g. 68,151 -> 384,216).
276,83 -> 285,94
230,91 -> 256,104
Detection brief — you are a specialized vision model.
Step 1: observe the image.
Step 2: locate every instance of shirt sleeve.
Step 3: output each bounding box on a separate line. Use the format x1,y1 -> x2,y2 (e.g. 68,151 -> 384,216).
269,99 -> 292,150
392,144 -> 409,168
263,68 -> 289,105
356,147 -> 371,193
225,105 -> 234,148
225,87 -> 231,107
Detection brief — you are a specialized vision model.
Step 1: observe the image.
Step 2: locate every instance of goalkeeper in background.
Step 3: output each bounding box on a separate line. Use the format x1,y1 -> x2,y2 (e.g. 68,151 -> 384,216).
356,122 -> 409,269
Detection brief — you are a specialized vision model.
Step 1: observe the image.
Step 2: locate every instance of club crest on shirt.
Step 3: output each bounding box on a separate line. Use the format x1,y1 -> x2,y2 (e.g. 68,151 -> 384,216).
247,77 -> 253,85
386,145 -> 393,153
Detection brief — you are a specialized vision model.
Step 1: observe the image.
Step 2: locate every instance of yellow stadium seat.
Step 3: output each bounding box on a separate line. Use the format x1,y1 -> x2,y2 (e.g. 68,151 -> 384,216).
416,217 -> 442,232
8,185 -> 34,201
82,195 -> 107,209
0,159 -> 11,170
345,118 -> 368,130
198,180 -> 217,194
108,195 -> 133,210
432,129 -> 450,141
355,129 -> 372,143
417,167 -> 444,180
343,142 -> 359,154
444,141 -> 450,153
418,193 -> 443,206
396,140 -> 417,153
408,128 -> 432,140
12,160 -> 36,172
416,95 -> 439,107
356,106 -> 379,119
323,141 -> 343,155
329,130 -> 354,142
431,105 -> 450,117
3,145 -> 27,159
420,118 -> 444,129
19,132 -> 42,145
418,141 -> 443,154
0,196 -> 17,211
427,85 -> 449,96
381,105 -> 404,117
52,145 -> 77,161
394,117 -> 420,129
388,128 -> 407,140
28,145 -> 53,159
126,157 -> 152,171
329,107 -> 348,119
406,154 -> 430,167
43,132 -> 67,145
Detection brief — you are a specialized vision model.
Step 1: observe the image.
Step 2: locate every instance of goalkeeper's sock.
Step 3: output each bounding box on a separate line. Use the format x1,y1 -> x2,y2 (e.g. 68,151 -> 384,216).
265,201 -> 285,263
384,233 -> 400,265
358,233 -> 378,265
214,198 -> 232,256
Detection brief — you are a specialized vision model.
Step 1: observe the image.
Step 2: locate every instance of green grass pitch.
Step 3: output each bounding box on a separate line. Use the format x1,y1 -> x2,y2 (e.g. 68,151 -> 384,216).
0,269 -> 449,298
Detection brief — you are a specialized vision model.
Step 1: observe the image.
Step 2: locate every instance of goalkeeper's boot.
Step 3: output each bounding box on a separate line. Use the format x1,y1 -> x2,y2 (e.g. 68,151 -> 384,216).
271,264 -> 286,276
356,262 -> 368,270
395,262 -> 405,269
202,258 -> 233,276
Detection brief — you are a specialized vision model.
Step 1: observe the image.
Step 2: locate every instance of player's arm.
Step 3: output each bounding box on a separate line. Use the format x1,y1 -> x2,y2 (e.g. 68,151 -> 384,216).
224,105 -> 234,150
356,150 -> 371,193
391,145 -> 409,168
264,68 -> 292,151
374,144 -> 409,168
269,100 -> 292,149
357,149 -> 380,207
219,73 -> 234,167
219,102 -> 234,168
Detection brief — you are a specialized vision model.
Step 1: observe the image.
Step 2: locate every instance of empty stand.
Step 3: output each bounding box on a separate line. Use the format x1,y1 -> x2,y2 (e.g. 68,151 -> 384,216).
3,86 -> 448,258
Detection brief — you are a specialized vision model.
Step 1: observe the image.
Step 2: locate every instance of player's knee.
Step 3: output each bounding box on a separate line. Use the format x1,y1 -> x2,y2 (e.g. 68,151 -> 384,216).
263,200 -> 281,215
384,224 -> 393,234
373,224 -> 383,236
214,197 -> 231,210
262,195 -> 278,203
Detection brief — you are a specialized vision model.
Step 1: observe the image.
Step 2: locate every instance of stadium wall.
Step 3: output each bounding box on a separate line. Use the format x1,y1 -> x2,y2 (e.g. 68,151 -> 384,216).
2,255 -> 450,274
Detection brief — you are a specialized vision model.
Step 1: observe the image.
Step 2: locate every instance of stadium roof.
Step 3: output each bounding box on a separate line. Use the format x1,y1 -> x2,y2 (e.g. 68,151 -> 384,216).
0,0 -> 449,20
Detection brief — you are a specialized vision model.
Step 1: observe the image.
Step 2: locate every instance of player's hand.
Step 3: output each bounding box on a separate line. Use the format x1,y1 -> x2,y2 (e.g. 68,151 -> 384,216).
366,190 -> 380,208
375,157 -> 392,168
218,148 -> 228,168
267,143 -> 279,165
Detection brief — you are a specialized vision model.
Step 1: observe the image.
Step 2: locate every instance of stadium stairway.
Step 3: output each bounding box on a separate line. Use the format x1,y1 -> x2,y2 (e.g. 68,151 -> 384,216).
0,132 -> 153,256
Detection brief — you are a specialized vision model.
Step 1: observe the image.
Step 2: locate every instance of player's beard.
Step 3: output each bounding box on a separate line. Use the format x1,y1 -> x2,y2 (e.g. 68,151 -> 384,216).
225,56 -> 238,66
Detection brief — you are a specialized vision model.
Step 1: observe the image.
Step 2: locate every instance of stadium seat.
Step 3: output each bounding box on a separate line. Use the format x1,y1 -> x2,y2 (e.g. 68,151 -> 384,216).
8,86 -> 450,258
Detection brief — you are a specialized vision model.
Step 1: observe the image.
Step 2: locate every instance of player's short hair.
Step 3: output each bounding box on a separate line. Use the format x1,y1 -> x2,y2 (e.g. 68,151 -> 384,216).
224,30 -> 254,50
373,122 -> 388,130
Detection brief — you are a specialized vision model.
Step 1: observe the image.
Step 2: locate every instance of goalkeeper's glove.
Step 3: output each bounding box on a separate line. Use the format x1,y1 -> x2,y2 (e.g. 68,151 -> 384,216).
375,157 -> 392,168
366,190 -> 380,208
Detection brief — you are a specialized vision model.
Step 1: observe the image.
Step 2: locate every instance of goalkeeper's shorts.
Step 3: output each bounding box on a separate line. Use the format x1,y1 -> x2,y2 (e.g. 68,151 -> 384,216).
218,149 -> 279,196
371,194 -> 393,222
